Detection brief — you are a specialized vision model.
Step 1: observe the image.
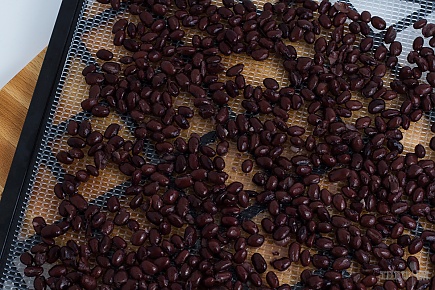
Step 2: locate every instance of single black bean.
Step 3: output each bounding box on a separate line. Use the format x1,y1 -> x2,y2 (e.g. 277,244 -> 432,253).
96,49 -> 113,61
251,253 -> 267,273
371,16 -> 386,30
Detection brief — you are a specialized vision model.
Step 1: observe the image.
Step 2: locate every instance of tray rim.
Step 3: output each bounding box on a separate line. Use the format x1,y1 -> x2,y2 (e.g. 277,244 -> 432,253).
0,0 -> 85,283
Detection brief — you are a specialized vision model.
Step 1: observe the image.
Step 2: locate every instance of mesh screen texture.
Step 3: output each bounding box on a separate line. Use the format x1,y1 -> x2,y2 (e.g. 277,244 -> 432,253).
2,0 -> 435,288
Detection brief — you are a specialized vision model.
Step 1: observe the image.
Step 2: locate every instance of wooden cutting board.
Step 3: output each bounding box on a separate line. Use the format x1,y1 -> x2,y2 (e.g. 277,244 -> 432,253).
0,48 -> 47,197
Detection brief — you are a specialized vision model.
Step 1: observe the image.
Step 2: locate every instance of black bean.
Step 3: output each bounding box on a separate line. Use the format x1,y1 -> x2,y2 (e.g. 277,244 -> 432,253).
272,258 -> 291,271
371,16 -> 386,30
332,257 -> 350,270
96,49 -> 113,61
266,271 -> 279,288
251,253 -> 267,273
263,78 -> 279,90
361,275 -> 377,287
247,234 -> 264,247
252,49 -> 269,61
408,238 -> 423,254
390,41 -> 402,56
24,266 -> 43,277
226,64 -> 244,76
288,241 -> 301,262
413,19 -> 427,29
56,151 -> 74,164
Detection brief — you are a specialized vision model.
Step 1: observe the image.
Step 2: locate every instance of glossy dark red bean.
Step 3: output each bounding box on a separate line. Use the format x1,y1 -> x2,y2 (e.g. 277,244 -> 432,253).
252,49 -> 269,61
266,271 -> 279,288
384,26 -> 397,43
247,234 -> 264,247
298,249 -> 310,267
414,19 -> 427,29
96,49 -> 113,61
24,266 -> 43,277
408,238 -> 423,254
272,258 -> 291,271
371,16 -> 386,30
226,64 -> 244,76
251,253 -> 267,273
288,242 -> 301,262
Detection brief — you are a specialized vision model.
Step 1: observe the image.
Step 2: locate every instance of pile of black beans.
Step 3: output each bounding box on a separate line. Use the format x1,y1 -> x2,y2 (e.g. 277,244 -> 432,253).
20,0 -> 435,289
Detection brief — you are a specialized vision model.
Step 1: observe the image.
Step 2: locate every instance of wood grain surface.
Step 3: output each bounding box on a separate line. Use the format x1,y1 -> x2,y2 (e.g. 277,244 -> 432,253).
0,48 -> 47,197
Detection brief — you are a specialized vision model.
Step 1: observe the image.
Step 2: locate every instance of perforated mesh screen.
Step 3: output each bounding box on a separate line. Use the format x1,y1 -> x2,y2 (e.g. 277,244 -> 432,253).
1,0 -> 435,288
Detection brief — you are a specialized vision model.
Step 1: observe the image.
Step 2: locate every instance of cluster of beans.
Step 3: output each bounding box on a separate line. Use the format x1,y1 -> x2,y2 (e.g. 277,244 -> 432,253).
19,0 -> 435,289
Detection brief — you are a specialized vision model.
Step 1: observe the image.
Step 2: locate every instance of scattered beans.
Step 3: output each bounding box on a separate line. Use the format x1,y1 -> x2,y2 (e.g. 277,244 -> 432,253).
22,0 -> 435,288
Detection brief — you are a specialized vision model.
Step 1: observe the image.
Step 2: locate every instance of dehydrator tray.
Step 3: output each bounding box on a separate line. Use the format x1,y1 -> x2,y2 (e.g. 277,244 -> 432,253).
2,0 -> 435,288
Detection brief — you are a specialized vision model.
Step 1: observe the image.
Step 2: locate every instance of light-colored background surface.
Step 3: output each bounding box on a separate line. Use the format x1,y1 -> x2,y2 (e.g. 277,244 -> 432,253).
0,49 -> 46,196
0,1 -> 62,195
0,0 -> 62,89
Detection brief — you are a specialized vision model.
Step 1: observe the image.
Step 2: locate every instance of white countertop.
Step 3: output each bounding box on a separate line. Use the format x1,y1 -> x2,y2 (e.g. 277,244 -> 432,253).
0,0 -> 62,89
